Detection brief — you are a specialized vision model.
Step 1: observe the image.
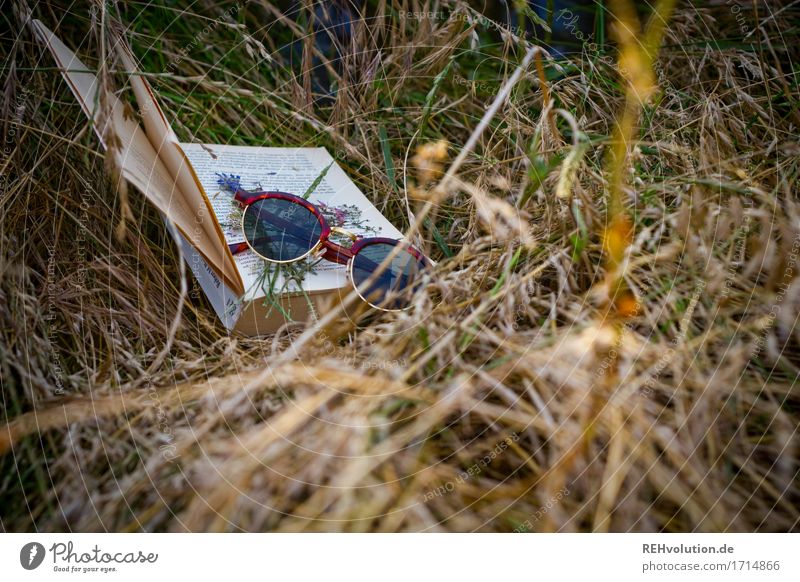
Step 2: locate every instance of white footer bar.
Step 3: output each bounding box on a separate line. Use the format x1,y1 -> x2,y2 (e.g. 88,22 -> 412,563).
1,533 -> 797,581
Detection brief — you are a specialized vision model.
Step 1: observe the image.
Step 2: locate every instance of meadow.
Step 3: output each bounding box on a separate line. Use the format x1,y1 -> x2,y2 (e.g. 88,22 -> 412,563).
0,0 -> 798,532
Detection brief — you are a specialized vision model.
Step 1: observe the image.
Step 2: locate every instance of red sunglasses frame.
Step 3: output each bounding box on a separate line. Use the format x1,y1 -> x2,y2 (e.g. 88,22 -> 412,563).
227,189 -> 427,265
226,188 -> 430,310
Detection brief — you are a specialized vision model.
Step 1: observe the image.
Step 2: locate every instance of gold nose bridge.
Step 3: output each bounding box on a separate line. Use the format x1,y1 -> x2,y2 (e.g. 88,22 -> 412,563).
330,226 -> 358,245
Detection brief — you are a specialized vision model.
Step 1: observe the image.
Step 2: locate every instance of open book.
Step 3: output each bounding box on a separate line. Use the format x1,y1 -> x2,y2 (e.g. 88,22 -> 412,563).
32,20 -> 403,335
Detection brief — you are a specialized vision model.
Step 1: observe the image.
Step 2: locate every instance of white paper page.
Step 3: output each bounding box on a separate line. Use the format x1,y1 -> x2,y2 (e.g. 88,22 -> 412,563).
32,19 -> 244,296
180,145 -> 404,301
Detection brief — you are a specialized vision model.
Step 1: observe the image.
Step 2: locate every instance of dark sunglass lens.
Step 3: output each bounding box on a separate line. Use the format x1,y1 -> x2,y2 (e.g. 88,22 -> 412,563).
351,242 -> 428,310
242,198 -> 323,261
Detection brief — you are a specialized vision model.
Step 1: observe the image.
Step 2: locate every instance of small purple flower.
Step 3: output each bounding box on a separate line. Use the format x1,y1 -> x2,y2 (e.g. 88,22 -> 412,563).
318,202 -> 348,226
216,173 -> 242,192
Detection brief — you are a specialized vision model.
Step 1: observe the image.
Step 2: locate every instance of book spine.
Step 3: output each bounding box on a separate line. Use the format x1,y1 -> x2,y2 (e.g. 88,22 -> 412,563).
173,224 -> 242,330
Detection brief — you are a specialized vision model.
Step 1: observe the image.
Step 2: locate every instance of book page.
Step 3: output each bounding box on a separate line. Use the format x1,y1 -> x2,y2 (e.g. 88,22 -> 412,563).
31,19 -> 243,296
114,41 -> 242,296
179,145 -> 404,302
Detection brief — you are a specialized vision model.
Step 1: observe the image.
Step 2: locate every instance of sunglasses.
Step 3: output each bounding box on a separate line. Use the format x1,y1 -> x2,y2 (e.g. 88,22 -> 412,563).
225,187 -> 432,311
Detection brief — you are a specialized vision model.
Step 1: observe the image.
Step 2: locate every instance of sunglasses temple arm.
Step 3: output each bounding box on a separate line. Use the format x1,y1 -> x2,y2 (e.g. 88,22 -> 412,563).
321,242 -> 353,265
228,241 -> 250,255
228,190 -> 286,255
231,234 -> 389,278
226,200 -> 427,277
229,230 -> 318,257
228,198 -> 324,257
230,234 -> 381,273
232,231 -> 414,277
227,199 -> 356,264
230,237 -> 360,269
232,189 -> 284,204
